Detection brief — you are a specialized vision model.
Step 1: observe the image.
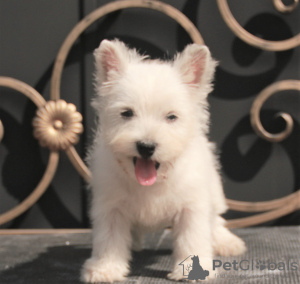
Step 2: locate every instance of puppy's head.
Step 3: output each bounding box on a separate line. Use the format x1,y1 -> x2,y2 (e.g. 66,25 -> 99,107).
92,39 -> 217,186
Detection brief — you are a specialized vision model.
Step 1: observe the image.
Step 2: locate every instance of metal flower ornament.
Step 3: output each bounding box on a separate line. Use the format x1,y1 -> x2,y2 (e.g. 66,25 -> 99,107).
32,100 -> 83,151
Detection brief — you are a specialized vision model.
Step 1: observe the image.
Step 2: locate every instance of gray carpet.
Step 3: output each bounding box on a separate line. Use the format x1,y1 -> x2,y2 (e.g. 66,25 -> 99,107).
0,226 -> 299,284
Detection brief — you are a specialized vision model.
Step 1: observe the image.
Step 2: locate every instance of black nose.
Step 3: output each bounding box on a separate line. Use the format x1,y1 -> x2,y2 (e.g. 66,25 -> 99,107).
136,142 -> 156,159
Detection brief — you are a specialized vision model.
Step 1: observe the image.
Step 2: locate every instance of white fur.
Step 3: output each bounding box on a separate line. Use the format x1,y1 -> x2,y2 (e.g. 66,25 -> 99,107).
81,39 -> 246,283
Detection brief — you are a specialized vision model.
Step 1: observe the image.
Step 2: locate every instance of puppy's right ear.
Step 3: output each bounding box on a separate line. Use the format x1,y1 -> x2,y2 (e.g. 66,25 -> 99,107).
94,39 -> 128,84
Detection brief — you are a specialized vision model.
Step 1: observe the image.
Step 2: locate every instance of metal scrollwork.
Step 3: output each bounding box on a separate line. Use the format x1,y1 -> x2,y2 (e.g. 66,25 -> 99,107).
273,0 -> 299,14
216,0 -> 300,228
0,120 -> 4,143
250,80 -> 300,143
0,77 -> 60,226
217,0 -> 300,51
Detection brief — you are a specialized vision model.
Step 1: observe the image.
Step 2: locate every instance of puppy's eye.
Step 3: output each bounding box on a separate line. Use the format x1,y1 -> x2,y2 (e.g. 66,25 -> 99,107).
166,113 -> 178,122
121,109 -> 134,119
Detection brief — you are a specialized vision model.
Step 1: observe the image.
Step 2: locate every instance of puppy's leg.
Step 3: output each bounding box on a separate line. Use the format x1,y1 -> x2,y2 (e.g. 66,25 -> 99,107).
81,209 -> 131,283
213,216 -> 246,256
168,208 -> 214,281
131,226 -> 144,252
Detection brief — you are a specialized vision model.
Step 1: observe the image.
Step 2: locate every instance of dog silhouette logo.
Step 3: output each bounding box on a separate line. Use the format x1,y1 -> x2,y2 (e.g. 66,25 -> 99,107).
179,255 -> 209,280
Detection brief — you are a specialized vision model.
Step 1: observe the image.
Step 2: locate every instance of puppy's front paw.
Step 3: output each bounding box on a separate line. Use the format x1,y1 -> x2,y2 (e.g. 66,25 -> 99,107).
81,257 -> 129,283
167,266 -> 184,281
221,235 -> 246,257
214,232 -> 247,257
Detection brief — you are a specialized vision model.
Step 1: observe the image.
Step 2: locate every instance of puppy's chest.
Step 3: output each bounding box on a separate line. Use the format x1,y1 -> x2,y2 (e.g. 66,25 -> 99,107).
126,190 -> 178,227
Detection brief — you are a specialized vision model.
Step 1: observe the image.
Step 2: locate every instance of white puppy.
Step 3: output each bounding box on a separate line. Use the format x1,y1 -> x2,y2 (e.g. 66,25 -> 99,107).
81,39 -> 246,283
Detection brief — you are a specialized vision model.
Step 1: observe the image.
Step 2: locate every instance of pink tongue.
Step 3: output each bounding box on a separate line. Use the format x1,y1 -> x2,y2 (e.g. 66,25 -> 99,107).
135,158 -> 157,186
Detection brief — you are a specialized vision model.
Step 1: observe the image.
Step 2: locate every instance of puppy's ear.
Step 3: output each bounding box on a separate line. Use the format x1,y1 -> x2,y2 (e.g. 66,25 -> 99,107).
174,44 -> 217,91
94,39 -> 129,84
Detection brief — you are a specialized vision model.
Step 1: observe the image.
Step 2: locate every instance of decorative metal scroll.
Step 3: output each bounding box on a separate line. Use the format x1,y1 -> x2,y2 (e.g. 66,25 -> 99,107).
0,77 -> 60,225
0,120 -> 3,143
217,0 -> 300,51
217,0 -> 300,228
0,0 -> 299,228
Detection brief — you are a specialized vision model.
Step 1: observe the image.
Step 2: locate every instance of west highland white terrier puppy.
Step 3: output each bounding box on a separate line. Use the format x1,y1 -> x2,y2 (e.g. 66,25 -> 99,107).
81,39 -> 246,283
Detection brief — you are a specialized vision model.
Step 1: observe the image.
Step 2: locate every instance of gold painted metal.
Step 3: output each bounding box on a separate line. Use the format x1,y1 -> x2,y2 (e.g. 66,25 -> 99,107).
65,146 -> 91,183
214,0 -> 300,227
273,0 -> 299,13
250,80 -> 299,143
32,100 -> 83,151
0,76 -> 59,226
0,77 -> 45,107
53,120 -> 63,130
50,0 -> 203,182
217,0 -> 300,51
0,120 -> 3,142
227,191 -> 300,228
227,190 -> 300,212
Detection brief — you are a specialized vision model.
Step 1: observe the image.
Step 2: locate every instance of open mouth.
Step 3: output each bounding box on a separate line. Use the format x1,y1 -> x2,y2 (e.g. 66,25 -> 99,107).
133,157 -> 160,186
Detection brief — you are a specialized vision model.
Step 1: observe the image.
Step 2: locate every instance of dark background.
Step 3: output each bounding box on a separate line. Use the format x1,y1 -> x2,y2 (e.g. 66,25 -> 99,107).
0,0 -> 299,228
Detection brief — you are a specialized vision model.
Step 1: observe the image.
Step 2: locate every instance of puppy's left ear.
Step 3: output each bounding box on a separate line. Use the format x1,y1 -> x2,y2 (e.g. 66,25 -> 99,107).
174,44 -> 217,92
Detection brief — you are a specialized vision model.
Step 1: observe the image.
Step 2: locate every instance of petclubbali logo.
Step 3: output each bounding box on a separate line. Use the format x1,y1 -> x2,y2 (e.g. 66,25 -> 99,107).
179,255 -> 209,280
213,259 -> 298,271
